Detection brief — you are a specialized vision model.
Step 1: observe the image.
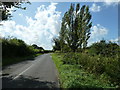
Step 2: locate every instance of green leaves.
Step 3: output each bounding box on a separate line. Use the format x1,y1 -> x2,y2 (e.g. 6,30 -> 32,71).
0,0 -> 30,21
52,37 -> 61,51
52,53 -> 117,88
57,3 -> 92,52
89,40 -> 119,57
2,37 -> 36,58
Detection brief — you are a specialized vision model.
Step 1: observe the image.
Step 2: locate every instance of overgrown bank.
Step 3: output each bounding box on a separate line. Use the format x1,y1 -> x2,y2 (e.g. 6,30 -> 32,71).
1,37 -> 43,66
52,53 -> 119,88
2,53 -> 42,66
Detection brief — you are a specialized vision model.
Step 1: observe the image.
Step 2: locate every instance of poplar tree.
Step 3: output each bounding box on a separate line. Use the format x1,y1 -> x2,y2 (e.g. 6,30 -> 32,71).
59,3 -> 92,52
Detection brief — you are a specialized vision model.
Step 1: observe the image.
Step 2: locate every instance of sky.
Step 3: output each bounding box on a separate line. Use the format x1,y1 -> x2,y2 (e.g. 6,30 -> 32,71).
0,1 -> 119,50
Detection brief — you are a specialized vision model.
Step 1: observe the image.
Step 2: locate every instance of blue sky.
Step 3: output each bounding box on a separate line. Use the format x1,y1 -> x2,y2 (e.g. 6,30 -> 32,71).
0,2 -> 119,50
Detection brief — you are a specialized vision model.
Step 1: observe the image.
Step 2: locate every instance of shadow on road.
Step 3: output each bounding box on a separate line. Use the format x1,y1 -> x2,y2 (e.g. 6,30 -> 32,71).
2,75 -> 58,89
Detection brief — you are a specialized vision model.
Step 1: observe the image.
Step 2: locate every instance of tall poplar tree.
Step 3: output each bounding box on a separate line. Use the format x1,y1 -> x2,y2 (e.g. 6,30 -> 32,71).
59,3 -> 92,52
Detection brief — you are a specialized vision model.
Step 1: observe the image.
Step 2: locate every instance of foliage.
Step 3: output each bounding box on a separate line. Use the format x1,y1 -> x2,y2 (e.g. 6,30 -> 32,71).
88,40 -> 119,57
53,3 -> 92,52
0,0 -> 30,21
32,44 -> 44,50
52,37 -> 61,51
2,53 -> 42,66
52,53 -> 118,88
51,2 -> 119,88
52,40 -> 120,87
32,44 -> 44,53
2,37 -> 35,58
1,37 -> 44,66
61,51 -> 120,86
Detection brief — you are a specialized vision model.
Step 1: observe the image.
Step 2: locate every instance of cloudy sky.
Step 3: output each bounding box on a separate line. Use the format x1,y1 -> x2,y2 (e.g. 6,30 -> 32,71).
0,1 -> 119,50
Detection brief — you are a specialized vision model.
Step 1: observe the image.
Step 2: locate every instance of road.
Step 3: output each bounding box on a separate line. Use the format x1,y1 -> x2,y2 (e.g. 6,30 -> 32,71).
2,54 -> 59,88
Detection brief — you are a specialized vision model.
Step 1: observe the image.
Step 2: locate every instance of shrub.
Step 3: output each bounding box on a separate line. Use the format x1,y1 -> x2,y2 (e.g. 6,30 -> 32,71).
89,40 -> 119,57
62,52 -> 120,86
2,37 -> 35,58
52,53 -> 117,88
62,52 -> 80,65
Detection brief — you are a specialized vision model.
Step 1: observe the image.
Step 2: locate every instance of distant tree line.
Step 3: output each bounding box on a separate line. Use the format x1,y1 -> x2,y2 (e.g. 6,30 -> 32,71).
32,44 -> 53,53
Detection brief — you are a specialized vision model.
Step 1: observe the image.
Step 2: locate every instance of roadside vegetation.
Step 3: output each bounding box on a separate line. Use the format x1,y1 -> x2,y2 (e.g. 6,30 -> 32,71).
52,40 -> 120,88
1,37 -> 51,66
52,53 -> 119,88
52,3 -> 120,88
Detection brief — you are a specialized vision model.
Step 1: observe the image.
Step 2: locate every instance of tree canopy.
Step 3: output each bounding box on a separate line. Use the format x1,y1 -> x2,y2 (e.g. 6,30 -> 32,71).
0,0 -> 30,21
53,3 -> 92,52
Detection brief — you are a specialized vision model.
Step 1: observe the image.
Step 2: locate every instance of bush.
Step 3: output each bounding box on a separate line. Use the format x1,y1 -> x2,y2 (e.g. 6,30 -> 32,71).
52,53 -> 117,88
62,52 -> 120,86
2,37 -> 35,58
62,52 -> 79,65
89,40 -> 119,57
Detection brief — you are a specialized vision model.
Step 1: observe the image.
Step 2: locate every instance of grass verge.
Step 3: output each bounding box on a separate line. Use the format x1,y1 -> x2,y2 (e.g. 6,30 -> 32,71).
2,53 -> 42,67
51,53 -> 117,88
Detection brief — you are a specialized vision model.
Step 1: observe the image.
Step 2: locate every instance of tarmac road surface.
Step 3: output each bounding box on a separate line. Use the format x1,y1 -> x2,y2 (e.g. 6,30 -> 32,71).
2,53 -> 59,89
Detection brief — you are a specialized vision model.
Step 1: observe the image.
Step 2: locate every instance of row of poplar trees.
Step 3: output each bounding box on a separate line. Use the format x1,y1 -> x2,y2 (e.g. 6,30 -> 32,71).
53,3 -> 92,52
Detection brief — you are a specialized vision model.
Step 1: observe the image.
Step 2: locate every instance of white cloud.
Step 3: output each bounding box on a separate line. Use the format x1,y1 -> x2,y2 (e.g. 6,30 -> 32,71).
18,13 -> 23,17
88,24 -> 108,46
0,3 -> 61,50
110,38 -> 118,42
91,24 -> 108,38
89,0 -> 118,13
90,3 -> 101,12
103,0 -> 118,6
110,37 -> 120,44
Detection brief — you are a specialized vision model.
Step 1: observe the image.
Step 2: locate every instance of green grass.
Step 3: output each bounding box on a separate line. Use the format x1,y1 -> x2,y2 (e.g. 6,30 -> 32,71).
51,53 -> 117,88
2,53 -> 42,66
